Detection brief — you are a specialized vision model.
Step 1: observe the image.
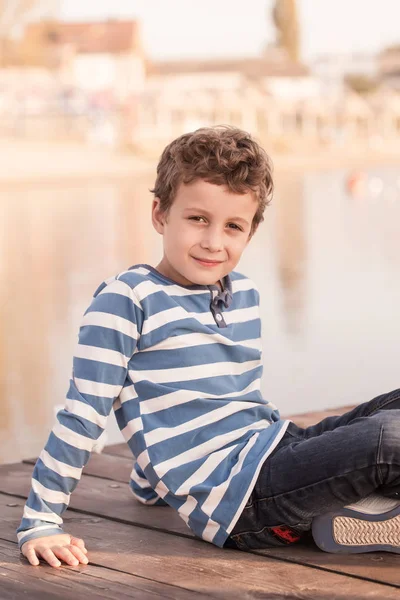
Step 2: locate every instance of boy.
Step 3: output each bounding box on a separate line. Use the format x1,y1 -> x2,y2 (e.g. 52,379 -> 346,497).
18,126 -> 400,567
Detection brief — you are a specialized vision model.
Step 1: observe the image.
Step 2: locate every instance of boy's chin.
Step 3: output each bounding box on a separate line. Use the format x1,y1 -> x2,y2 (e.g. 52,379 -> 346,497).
189,273 -> 224,286
174,260 -> 228,286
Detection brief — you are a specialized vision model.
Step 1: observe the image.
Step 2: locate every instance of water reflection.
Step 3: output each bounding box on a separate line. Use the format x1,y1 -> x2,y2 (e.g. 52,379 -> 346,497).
275,173 -> 307,336
1,167 -> 400,464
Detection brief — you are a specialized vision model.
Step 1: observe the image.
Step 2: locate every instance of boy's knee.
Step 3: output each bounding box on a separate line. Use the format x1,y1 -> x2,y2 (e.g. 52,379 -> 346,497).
375,409 -> 400,428
375,410 -> 400,460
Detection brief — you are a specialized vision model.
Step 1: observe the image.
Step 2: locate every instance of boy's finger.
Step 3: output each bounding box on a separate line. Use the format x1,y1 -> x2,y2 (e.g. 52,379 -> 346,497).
53,546 -> 79,566
24,548 -> 40,566
39,548 -> 61,568
68,545 -> 89,564
70,536 -> 87,552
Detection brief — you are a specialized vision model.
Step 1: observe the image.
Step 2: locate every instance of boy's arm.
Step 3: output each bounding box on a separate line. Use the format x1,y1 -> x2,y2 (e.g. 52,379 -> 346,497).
17,278 -> 141,549
130,461 -> 168,506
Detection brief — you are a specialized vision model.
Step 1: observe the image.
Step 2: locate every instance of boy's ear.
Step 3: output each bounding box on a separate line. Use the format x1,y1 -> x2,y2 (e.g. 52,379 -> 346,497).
151,198 -> 166,234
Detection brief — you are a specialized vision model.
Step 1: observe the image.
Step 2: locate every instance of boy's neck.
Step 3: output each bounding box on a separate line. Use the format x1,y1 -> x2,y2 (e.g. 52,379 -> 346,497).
152,260 -> 225,291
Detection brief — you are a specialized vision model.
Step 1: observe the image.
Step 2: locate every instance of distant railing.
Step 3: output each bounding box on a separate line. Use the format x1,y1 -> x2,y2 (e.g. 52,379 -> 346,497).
0,113 -> 90,140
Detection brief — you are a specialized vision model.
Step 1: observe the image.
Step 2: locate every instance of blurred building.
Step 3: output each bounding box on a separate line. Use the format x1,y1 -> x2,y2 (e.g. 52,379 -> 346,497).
139,55 -> 315,144
379,46 -> 400,90
367,86 -> 400,138
312,53 -> 378,80
0,19 -> 146,143
0,17 -> 399,150
20,20 -> 146,100
311,53 -> 378,98
0,0 -> 60,67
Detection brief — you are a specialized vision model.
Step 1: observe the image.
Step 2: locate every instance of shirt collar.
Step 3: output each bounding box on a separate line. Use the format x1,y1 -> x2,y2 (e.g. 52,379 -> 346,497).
129,263 -> 233,307
209,275 -> 233,309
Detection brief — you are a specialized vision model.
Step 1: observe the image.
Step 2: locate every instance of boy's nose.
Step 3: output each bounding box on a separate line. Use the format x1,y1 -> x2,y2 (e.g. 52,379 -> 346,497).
200,230 -> 224,252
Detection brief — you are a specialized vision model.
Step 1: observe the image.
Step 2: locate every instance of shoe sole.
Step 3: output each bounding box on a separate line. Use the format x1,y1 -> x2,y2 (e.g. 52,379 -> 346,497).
312,506 -> 400,554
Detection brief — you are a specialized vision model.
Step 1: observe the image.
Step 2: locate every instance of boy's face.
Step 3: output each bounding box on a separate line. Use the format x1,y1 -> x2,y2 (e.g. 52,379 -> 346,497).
152,180 -> 258,287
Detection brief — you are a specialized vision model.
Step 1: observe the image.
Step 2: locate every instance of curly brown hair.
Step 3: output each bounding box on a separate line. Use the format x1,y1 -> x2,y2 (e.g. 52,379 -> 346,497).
150,126 -> 274,236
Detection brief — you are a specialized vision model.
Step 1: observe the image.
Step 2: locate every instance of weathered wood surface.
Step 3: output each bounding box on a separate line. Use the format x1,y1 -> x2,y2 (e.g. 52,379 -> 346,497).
102,443 -> 132,459
0,462 -> 188,536
3,404 -> 399,599
0,536 -> 205,600
1,494 -> 399,599
24,452 -> 133,484
285,405 -> 356,429
3,460 -> 400,590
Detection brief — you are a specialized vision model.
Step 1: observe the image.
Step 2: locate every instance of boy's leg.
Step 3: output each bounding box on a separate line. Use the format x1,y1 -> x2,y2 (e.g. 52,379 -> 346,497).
299,388 -> 400,439
229,399 -> 400,552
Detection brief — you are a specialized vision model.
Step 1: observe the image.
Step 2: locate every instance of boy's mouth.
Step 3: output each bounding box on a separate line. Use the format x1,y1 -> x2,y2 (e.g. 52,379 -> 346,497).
193,257 -> 223,267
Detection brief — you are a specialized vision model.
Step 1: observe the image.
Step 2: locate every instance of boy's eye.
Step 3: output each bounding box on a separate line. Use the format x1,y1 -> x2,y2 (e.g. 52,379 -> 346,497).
188,216 -> 206,222
188,216 -> 243,232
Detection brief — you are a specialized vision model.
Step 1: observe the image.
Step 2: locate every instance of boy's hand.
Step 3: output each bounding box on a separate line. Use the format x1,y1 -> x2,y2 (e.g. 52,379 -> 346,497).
21,534 -> 88,567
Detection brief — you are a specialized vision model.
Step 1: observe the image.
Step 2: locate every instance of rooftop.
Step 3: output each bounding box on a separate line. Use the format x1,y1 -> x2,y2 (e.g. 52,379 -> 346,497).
148,56 -> 310,78
26,20 -> 142,55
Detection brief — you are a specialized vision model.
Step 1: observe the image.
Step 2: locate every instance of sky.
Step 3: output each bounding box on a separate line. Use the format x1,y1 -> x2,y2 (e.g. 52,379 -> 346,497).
59,0 -> 400,63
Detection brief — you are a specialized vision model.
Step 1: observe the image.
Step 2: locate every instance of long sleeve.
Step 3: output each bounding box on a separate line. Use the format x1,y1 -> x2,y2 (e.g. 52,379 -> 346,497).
130,461 -> 168,506
17,278 -> 141,548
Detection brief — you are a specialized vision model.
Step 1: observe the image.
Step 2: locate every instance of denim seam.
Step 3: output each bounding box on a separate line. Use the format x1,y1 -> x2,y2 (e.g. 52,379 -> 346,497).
365,391 -> 400,416
283,428 -> 302,440
229,534 -> 247,549
376,424 -> 385,485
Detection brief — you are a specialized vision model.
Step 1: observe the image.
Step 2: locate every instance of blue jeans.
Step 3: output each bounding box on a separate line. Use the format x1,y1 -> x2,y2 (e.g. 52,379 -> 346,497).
227,388 -> 400,551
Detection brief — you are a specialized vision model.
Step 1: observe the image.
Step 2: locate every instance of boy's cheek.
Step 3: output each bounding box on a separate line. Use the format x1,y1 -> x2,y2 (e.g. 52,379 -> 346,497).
177,229 -> 198,247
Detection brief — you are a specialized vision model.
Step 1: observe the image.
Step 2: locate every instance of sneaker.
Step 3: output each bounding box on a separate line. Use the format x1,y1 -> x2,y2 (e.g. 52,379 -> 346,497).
311,493 -> 400,554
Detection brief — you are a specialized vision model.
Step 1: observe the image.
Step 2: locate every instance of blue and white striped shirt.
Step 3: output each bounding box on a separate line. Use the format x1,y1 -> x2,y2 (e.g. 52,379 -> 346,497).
17,264 -> 289,548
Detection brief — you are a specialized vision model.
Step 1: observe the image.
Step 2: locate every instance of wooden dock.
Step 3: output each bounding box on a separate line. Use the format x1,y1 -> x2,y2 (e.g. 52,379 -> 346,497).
1,406 -> 400,599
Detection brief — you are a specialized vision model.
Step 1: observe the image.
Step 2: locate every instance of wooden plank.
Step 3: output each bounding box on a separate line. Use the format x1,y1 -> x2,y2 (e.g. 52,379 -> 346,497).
2,463 -> 400,590
0,537 -> 205,600
1,494 -> 398,599
102,442 -> 132,459
284,406 -> 356,429
0,462 -> 188,536
255,540 -> 400,588
24,452 -> 133,484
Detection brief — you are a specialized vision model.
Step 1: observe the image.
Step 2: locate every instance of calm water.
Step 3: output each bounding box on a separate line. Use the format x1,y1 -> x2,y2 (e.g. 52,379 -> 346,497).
1,166 -> 400,464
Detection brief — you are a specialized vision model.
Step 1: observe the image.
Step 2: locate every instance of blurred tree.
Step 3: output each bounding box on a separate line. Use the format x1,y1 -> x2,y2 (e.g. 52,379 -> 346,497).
345,74 -> 379,95
272,0 -> 300,63
384,44 -> 400,52
0,0 -> 59,66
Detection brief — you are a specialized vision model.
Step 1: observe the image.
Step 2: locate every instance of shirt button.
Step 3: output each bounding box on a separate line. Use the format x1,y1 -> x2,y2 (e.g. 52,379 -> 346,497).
216,313 -> 223,321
